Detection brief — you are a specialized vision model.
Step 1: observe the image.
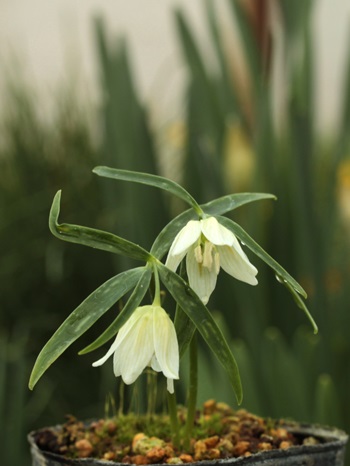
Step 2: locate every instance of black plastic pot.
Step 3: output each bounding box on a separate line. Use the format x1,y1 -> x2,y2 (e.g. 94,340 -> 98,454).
29,422 -> 348,466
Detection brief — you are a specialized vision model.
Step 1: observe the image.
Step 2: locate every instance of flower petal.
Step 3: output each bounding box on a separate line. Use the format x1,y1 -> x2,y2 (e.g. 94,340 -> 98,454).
150,355 -> 161,372
153,306 -> 179,380
92,335 -> 120,367
172,220 -> 202,255
218,245 -> 258,285
167,378 -> 175,394
186,246 -> 218,304
92,306 -> 147,368
201,217 -> 235,246
165,248 -> 188,273
116,309 -> 155,384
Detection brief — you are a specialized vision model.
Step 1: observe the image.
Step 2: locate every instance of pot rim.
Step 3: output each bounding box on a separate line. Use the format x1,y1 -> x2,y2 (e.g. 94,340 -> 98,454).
28,421 -> 349,466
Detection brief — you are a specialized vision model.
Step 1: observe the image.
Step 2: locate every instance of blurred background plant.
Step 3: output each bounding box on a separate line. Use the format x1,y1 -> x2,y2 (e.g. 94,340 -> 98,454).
1,0 -> 350,464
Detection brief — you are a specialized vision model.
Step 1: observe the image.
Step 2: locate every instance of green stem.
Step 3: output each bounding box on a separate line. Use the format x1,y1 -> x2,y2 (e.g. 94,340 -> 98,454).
118,380 -> 125,416
183,332 -> 198,450
152,263 -> 161,306
167,391 -> 180,448
194,205 -> 205,219
147,370 -> 157,418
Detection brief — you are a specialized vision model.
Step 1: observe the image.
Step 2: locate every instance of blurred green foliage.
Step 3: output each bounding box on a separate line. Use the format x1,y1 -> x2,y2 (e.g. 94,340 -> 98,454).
1,1 -> 350,464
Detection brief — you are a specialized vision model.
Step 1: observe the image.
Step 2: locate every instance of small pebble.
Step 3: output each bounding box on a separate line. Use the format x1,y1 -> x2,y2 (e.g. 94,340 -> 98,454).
74,439 -> 93,458
179,454 -> 193,463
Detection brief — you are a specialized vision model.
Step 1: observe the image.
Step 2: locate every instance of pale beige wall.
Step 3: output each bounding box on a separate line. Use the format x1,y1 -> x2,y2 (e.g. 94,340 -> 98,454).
1,0 -> 350,132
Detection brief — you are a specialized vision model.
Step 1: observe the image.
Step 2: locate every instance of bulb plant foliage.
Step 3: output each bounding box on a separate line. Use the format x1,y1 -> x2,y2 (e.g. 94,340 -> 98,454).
29,166 -> 317,445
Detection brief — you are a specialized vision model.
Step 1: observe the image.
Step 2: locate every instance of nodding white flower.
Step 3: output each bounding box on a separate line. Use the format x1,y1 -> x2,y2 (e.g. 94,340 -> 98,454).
165,216 -> 258,304
92,305 -> 179,393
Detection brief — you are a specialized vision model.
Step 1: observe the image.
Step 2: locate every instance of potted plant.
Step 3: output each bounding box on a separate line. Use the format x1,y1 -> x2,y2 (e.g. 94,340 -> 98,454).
28,167 -> 348,465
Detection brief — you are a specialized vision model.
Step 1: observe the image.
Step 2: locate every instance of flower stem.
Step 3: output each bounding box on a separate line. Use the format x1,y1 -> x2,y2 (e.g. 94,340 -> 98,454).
118,380 -> 125,416
152,263 -> 161,306
194,204 -> 205,219
167,391 -> 180,448
183,332 -> 198,450
147,370 -> 157,418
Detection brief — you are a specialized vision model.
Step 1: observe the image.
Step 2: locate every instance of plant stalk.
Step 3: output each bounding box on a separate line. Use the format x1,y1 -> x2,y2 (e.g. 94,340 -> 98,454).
167,391 -> 180,448
152,263 -> 161,306
183,332 -> 198,450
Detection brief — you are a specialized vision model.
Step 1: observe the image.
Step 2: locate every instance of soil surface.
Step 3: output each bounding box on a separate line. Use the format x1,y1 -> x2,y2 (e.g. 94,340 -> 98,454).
34,400 -> 320,464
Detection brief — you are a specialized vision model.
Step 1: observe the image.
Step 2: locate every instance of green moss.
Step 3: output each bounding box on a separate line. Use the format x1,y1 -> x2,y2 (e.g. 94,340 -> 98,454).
192,413 -> 224,438
112,414 -> 172,444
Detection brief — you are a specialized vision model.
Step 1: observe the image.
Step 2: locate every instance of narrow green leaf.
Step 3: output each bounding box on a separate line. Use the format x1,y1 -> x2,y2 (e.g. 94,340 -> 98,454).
281,279 -> 318,334
157,262 -> 242,404
79,266 -> 152,354
28,267 -> 144,390
203,192 -> 276,216
217,215 -> 307,298
93,166 -> 202,214
175,307 -> 196,359
173,262 -> 196,359
49,191 -> 150,261
151,192 -> 276,260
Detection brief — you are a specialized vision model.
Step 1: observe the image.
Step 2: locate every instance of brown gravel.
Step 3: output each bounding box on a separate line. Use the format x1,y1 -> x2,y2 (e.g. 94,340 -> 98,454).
33,400 -> 320,464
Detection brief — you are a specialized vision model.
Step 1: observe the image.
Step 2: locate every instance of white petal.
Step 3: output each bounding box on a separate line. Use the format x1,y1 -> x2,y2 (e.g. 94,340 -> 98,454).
218,245 -> 258,285
92,335 -> 120,367
92,306 -> 146,368
167,378 -> 175,394
201,217 -> 235,246
116,309 -> 155,384
167,220 -> 201,257
153,306 -> 179,379
165,248 -> 187,273
186,246 -> 218,304
150,355 -> 161,372
113,348 -> 122,377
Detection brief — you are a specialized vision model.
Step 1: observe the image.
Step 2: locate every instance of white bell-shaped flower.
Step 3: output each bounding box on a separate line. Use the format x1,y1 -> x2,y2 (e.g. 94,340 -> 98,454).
93,305 -> 179,393
165,216 -> 258,304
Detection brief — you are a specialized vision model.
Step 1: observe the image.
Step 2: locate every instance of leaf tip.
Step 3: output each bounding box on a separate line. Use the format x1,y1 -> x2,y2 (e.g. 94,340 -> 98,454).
28,374 -> 36,391
52,189 -> 62,205
92,166 -> 104,176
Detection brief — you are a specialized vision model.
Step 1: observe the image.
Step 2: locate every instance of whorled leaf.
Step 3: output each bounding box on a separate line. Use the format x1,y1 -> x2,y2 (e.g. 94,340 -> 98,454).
79,266 -> 153,354
29,267 -> 145,390
217,215 -> 307,298
173,262 -> 196,359
279,277 -> 318,334
202,192 -> 276,216
151,192 -> 275,260
93,166 -> 202,214
49,191 -> 150,262
175,307 -> 196,359
157,262 -> 243,404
